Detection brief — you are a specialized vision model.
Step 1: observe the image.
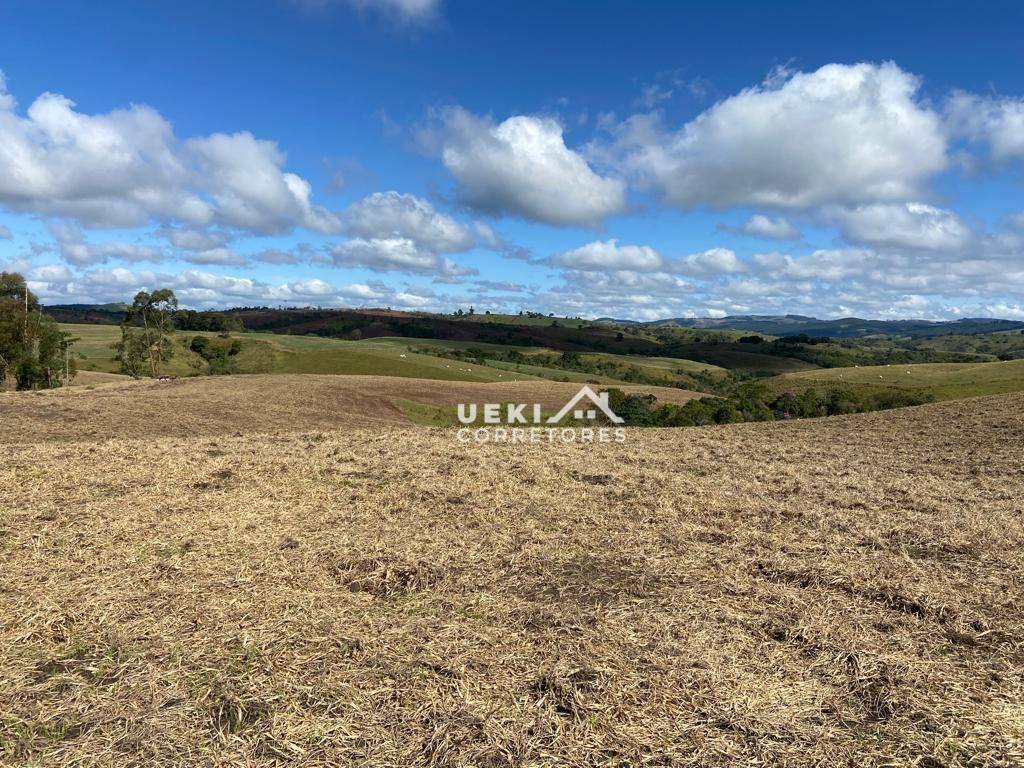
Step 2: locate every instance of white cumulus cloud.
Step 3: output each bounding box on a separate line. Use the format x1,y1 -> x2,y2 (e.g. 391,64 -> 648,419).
343,191 -> 473,252
828,202 -> 972,251
329,236 -> 477,280
947,91 -> 1024,162
0,71 -> 339,234
736,214 -> 800,241
429,108 -> 626,226
187,132 -> 340,234
49,220 -> 163,266
670,247 -> 744,276
552,239 -> 663,271
605,62 -> 947,209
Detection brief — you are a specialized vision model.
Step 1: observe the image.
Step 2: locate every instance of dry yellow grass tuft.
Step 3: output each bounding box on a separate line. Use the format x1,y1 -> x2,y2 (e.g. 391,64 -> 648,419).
1,379 -> 1023,765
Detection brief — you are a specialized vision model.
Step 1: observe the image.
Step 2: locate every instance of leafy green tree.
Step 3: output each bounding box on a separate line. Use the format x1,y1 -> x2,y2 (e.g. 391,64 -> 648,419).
115,289 -> 178,377
114,328 -> 151,378
728,380 -> 775,421
0,272 -> 77,390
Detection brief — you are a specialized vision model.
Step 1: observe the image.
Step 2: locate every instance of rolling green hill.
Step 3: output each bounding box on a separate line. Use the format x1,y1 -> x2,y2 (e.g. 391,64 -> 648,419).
60,323 -> 728,390
71,318 -> 1024,402
773,359 -> 1024,401
60,324 -> 544,383
908,329 -> 1024,360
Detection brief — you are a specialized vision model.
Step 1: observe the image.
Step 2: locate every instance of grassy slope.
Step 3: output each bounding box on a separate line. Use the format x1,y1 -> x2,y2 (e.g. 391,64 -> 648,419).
371,338 -> 649,384
370,336 -> 540,353
911,328 -> 1024,359
585,352 -> 727,376
773,359 -> 1024,400
62,324 -> 200,376
700,350 -> 816,373
61,324 -> 728,387
61,324 -> 545,383
267,346 -> 525,382
60,323 -> 124,359
2,393 -> 1022,764
479,359 -> 625,384
372,337 -> 728,383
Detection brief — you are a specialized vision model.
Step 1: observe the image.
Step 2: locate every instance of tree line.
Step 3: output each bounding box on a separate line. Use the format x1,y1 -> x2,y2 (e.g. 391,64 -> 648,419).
604,382 -> 935,428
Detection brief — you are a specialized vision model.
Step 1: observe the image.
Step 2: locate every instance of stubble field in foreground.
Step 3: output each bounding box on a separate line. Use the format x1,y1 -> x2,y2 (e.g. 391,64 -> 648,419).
1,384 -> 1023,766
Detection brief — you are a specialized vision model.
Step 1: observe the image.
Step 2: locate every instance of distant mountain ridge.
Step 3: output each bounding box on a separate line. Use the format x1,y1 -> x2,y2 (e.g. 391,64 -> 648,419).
45,303 -> 1024,339
596,314 -> 1024,338
44,303 -> 130,325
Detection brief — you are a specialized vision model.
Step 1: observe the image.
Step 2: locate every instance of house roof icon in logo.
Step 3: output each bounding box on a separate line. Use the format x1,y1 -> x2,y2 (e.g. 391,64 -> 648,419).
547,385 -> 624,425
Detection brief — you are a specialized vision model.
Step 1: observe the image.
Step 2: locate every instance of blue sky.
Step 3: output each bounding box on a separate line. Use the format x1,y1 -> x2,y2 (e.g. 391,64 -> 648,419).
1,0 -> 1024,319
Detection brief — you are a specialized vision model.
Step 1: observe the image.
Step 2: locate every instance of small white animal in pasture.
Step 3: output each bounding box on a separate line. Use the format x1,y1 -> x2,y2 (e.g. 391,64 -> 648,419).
399,354 -> 407,358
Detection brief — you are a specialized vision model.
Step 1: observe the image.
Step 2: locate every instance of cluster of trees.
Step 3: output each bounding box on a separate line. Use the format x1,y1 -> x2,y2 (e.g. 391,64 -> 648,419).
604,382 -> 935,428
114,289 -> 179,377
115,290 -> 253,377
0,272 -> 77,389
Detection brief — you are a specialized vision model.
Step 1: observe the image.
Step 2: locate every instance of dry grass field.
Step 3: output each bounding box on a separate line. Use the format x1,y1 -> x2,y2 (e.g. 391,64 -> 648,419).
0,374 -> 702,443
2,378 -> 1023,766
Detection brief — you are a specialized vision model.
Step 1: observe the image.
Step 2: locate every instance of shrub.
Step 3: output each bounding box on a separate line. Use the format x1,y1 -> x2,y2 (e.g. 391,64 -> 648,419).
190,335 -> 243,375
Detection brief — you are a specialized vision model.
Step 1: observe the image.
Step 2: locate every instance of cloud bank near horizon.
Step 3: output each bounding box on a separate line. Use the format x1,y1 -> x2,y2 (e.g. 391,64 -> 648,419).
3,60 -> 1024,321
